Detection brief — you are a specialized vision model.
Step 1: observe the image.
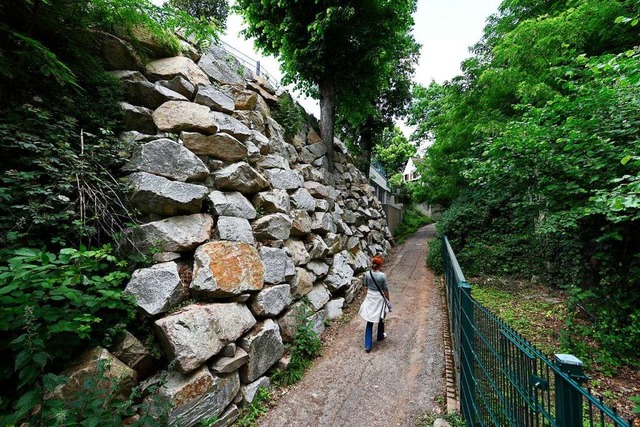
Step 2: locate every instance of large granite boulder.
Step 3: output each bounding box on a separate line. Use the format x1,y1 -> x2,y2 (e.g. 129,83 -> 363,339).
307,234 -> 330,259
289,188 -> 316,212
324,251 -> 355,292
194,84 -> 235,113
249,284 -> 291,317
158,367 -> 240,427
97,31 -> 144,71
112,331 -> 155,378
209,303 -> 258,342
210,112 -> 253,142
127,172 -> 209,215
223,87 -> 258,110
311,212 -> 337,234
259,247 -> 295,285
208,191 -> 256,219
306,260 -> 329,279
127,213 -> 213,253
53,347 -> 137,402
124,262 -> 183,316
209,348 -> 249,375
155,306 -> 224,373
123,80 -> 188,109
325,298 -> 345,320
301,142 -> 327,164
216,216 -> 254,244
157,76 -> 196,99
290,210 -> 312,236
155,303 -> 255,373
253,213 -> 292,241
214,162 -> 268,194
240,376 -> 271,405
239,319 -> 284,383
123,139 -> 209,182
304,181 -> 331,199
191,242 -> 263,297
264,169 -> 303,190
257,155 -> 290,170
198,45 -> 248,87
121,102 -> 156,134
283,239 -> 310,266
306,285 -> 331,311
252,190 -> 291,214
289,268 -> 313,299
181,132 -> 248,161
152,101 -> 218,134
146,56 -> 210,86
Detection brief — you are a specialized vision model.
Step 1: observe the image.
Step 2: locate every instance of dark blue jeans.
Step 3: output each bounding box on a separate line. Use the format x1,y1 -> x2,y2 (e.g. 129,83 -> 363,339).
364,320 -> 385,351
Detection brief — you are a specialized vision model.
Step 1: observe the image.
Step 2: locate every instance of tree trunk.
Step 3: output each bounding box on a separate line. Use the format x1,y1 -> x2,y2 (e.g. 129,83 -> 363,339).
360,125 -> 374,179
360,116 -> 378,178
319,78 -> 336,172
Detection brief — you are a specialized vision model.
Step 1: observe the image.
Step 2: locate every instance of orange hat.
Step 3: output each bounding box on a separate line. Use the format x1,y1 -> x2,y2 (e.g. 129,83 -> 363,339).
371,256 -> 383,268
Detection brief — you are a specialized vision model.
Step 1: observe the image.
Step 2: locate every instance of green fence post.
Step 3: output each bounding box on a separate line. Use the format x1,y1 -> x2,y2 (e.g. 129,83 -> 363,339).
554,354 -> 588,427
460,282 -> 475,422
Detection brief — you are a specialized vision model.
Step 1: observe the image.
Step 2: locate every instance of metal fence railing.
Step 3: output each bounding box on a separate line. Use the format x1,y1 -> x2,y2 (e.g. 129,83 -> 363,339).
442,236 -> 634,427
218,40 -> 281,89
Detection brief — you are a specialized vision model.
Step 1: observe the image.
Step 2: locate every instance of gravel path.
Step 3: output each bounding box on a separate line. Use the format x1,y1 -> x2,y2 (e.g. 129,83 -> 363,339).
259,224 -> 445,427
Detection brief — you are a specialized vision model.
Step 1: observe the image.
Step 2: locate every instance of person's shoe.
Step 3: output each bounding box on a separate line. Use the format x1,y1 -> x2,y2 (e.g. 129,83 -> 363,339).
365,348 -> 371,353
378,333 -> 387,341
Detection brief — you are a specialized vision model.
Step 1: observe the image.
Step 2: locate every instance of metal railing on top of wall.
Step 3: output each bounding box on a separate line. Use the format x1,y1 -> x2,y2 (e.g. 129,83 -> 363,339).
218,39 -> 281,89
442,236 -> 634,427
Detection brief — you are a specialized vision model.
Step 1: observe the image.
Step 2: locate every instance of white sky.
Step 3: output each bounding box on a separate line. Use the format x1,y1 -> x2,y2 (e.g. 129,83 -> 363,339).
219,0 -> 503,135
154,0 -> 504,135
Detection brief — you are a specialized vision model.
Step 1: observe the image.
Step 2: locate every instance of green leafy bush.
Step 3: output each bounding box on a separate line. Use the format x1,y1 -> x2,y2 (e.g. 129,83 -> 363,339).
0,245 -> 134,421
394,206 -> 434,244
426,236 -> 443,275
2,357 -> 172,426
414,2 -> 640,368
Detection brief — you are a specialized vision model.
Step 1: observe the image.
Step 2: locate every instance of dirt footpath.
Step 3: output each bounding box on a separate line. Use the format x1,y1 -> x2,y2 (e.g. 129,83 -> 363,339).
259,224 -> 445,427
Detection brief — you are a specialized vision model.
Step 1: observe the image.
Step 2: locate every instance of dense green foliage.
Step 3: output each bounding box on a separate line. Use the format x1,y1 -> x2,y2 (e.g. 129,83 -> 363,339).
414,0 -> 640,368
235,0 -> 419,171
393,207 -> 434,244
170,0 -> 229,29
0,1 -> 219,423
373,127 -> 417,183
0,246 -> 136,423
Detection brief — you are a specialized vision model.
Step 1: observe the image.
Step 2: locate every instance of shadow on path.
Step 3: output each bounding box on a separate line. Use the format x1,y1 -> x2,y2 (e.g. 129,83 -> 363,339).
259,224 -> 445,427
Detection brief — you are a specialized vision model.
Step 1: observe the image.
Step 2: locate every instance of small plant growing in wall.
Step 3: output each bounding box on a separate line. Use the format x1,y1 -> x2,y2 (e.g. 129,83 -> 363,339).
272,299 -> 323,387
235,386 -> 271,427
271,92 -> 305,139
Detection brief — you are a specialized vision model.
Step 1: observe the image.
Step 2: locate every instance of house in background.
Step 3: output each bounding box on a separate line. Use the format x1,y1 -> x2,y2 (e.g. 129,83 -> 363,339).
369,162 -> 392,204
369,162 -> 404,236
402,157 -> 423,182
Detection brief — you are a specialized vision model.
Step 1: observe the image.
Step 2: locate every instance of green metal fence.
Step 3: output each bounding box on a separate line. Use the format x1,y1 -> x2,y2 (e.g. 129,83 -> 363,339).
442,236 -> 634,427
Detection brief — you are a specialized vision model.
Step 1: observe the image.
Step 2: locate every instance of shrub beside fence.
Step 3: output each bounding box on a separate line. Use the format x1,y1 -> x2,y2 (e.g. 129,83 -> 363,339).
442,236 -> 634,427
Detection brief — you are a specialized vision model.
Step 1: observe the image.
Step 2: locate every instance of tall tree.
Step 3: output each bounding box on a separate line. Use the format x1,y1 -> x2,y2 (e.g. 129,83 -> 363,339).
236,0 -> 418,172
170,0 -> 229,29
373,127 -> 417,177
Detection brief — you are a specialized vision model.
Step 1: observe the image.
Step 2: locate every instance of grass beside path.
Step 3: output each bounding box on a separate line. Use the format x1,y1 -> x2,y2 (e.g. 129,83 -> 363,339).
394,206 -> 434,244
467,276 -> 640,422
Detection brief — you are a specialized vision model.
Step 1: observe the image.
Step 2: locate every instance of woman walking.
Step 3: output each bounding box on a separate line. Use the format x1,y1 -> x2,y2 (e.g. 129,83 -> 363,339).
358,255 -> 392,353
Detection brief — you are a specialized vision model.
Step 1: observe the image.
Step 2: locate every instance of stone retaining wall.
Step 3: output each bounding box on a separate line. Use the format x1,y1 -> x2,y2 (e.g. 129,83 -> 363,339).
69,42 -> 393,427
